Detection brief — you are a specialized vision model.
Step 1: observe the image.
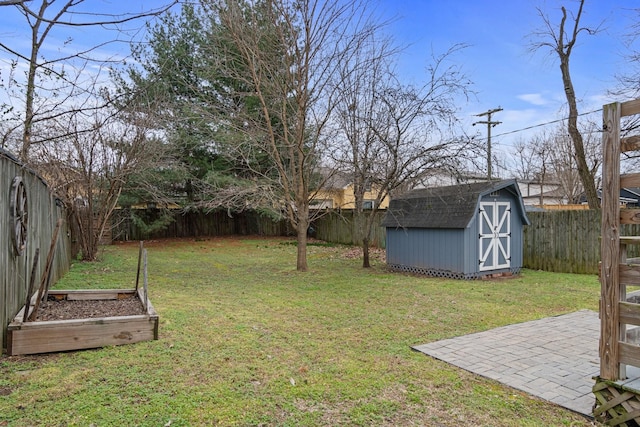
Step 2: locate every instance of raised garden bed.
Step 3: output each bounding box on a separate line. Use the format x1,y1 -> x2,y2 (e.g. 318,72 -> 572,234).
6,288 -> 158,356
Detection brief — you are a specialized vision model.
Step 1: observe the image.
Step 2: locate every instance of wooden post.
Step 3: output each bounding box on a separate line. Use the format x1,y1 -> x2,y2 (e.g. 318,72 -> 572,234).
135,241 -> 143,292
143,248 -> 149,312
29,218 -> 63,321
600,101 -> 622,380
620,242 -> 628,380
22,248 -> 39,323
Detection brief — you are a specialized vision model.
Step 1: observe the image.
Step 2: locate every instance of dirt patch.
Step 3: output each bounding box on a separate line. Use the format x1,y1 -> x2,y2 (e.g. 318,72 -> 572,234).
34,296 -> 146,321
341,246 -> 386,262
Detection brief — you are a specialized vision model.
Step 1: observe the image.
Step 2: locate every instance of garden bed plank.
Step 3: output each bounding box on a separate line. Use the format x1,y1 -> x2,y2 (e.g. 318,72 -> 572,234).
49,289 -> 138,301
6,288 -> 158,356
8,316 -> 156,355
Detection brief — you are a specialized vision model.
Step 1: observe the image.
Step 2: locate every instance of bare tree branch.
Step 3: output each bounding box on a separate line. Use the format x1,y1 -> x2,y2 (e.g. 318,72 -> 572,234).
528,0 -> 603,209
204,0 -> 391,271
328,34 -> 473,266
0,0 -> 176,161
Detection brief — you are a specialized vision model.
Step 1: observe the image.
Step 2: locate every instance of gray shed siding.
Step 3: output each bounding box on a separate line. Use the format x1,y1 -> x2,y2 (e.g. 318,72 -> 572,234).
386,228 -> 465,273
384,180 -> 528,279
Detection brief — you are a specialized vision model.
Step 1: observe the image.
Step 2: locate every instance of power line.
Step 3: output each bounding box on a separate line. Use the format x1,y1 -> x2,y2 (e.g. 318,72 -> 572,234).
474,108 -> 604,142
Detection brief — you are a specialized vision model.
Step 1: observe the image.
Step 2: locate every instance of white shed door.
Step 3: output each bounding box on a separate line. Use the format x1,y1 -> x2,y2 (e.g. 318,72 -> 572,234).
478,201 -> 511,271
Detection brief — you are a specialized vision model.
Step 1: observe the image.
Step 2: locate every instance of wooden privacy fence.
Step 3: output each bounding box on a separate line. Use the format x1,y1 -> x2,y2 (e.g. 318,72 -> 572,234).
111,209 -> 292,241
111,208 -> 387,246
113,207 -> 622,275
523,210 -> 601,274
312,211 -> 386,247
524,210 -> 640,275
1,149 -> 72,352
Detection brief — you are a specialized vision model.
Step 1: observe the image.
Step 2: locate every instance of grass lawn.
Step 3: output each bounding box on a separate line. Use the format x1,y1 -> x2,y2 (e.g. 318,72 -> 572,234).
1,237 -> 600,426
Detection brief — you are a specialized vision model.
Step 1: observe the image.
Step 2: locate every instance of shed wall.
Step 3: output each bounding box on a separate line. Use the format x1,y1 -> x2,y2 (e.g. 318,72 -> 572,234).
385,186 -> 526,279
511,216 -> 525,269
386,228 -> 466,275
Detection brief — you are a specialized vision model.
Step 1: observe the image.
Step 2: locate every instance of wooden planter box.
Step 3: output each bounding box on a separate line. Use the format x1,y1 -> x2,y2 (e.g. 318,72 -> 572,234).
6,289 -> 158,356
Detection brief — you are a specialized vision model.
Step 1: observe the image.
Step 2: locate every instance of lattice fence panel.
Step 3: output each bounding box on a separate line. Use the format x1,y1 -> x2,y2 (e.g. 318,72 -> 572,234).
594,378 -> 640,426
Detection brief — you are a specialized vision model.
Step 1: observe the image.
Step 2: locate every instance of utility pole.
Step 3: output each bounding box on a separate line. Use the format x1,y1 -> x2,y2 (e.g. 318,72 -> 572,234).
473,107 -> 503,180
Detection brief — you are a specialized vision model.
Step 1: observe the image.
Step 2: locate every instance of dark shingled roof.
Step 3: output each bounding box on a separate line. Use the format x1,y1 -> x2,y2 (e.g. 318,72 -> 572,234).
381,179 -> 525,229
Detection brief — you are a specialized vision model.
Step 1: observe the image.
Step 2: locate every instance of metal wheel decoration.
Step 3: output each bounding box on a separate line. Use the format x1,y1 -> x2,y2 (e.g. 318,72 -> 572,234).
10,176 -> 28,256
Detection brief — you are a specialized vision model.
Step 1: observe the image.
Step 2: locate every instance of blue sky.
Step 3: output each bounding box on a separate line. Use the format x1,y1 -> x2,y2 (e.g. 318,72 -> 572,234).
377,0 -> 638,163
0,0 -> 637,169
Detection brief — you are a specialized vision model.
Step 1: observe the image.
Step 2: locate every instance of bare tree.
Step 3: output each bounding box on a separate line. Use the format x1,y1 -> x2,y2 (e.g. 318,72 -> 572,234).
33,104 -> 167,260
0,0 -> 178,260
513,133 -> 553,205
612,7 -> 640,172
513,136 -> 546,182
330,37 -> 473,267
530,0 -> 602,208
511,120 -> 600,205
204,0 -> 386,271
549,130 -> 582,204
0,0 -> 176,162
614,8 -> 640,99
552,120 -> 601,203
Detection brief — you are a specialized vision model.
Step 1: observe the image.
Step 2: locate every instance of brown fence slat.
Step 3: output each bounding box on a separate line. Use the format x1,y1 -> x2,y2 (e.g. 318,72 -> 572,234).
621,136 -> 640,153
621,98 -> 640,116
1,150 -> 71,352
620,173 -> 640,188
619,341 -> 640,367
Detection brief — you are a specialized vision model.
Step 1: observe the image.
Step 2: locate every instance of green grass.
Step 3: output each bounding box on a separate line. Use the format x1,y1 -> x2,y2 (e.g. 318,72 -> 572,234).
1,237 -> 599,426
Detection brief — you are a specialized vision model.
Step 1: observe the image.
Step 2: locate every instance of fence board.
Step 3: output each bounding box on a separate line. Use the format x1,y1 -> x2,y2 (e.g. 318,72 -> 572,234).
1,150 -> 71,352
111,209 -> 291,241
619,301 -> 640,326
312,211 -> 386,247
523,210 -> 600,274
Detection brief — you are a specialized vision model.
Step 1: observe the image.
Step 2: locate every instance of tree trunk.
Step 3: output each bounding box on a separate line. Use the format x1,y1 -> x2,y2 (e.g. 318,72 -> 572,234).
296,222 -> 308,271
21,27 -> 40,162
362,236 -> 370,268
559,54 -> 599,208
296,201 -> 309,271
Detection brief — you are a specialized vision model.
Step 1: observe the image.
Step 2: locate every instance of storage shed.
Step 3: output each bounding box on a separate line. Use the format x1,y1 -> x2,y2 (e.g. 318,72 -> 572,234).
381,180 -> 530,279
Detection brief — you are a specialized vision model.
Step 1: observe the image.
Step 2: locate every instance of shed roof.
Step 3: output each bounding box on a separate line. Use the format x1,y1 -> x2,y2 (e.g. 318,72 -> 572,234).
381,179 -> 529,229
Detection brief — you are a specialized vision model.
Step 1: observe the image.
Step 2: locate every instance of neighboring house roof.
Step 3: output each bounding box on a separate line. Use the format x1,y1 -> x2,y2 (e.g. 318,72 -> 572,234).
413,169 -> 491,188
520,185 -> 568,205
578,188 -> 640,205
381,179 -> 529,229
322,171 -> 351,189
314,167 -> 352,190
621,187 -> 640,203
525,205 -> 547,212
